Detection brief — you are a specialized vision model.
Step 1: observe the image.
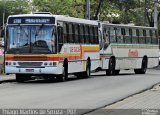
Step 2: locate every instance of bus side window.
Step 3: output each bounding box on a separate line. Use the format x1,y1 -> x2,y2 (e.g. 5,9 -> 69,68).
143,29 -> 146,44
92,26 -> 96,44
129,28 -> 132,43
83,25 -> 86,44
99,30 -> 103,50
89,25 -> 94,44
68,23 -> 73,43
57,26 -> 64,52
84,25 -> 89,44
155,30 -> 158,44
103,28 -> 110,49
72,24 -> 75,43
146,29 -> 151,44
110,27 -> 116,43
139,29 -> 145,44
63,23 -> 67,43
136,29 -> 139,43
124,28 -> 131,43
92,26 -> 98,44
152,30 -> 158,44
80,25 -> 84,43
132,29 -> 138,44
121,28 -> 125,43
66,23 -> 70,43
75,24 -> 79,43
95,26 -> 99,44
117,28 -> 123,43
57,26 -> 63,43
78,24 -> 81,43
149,30 -> 153,44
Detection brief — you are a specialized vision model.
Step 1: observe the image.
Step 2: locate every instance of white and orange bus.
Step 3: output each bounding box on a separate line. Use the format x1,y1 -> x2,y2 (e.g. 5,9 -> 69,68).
4,13 -> 100,82
99,22 -> 159,75
3,13 -> 159,82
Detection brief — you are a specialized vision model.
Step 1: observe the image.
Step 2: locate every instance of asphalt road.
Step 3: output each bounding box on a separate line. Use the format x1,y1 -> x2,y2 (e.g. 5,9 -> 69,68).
0,68 -> 160,114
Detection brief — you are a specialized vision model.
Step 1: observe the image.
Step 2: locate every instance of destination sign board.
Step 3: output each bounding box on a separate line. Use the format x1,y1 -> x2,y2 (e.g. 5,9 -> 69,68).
8,17 -> 55,24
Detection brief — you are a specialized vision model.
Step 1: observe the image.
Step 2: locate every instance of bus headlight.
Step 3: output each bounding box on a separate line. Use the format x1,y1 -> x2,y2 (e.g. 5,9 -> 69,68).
43,62 -> 57,67
5,62 -> 17,66
44,62 -> 48,66
13,62 -> 16,66
8,62 -> 11,65
49,62 -> 52,66
53,62 -> 57,66
5,62 -> 8,66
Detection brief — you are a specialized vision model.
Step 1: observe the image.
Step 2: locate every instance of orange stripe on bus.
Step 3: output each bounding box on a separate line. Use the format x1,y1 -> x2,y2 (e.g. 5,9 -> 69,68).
5,55 -> 82,61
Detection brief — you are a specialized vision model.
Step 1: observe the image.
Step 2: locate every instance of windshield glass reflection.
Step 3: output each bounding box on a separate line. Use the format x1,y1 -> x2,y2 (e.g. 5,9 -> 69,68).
7,25 -> 56,54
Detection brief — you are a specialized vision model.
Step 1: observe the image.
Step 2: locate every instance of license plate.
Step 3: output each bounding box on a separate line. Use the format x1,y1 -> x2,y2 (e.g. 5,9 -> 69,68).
26,69 -> 34,72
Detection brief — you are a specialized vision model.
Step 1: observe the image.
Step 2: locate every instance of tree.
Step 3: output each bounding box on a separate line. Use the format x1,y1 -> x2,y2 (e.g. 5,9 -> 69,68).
32,0 -> 85,18
0,0 -> 30,27
0,0 -> 158,27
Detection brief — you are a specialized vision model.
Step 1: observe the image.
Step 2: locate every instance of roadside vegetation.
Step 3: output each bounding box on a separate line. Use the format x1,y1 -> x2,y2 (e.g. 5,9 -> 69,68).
0,0 -> 159,27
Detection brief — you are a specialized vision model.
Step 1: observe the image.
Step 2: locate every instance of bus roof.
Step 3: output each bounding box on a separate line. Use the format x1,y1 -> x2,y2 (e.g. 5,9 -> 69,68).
101,22 -> 157,30
8,14 -> 98,25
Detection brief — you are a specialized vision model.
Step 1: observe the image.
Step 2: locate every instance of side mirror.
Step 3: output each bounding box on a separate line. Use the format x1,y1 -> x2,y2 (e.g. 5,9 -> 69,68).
0,30 -> 4,37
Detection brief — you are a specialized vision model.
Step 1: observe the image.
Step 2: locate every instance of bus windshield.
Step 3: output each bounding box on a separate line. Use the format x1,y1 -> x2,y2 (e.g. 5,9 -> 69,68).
6,25 -> 56,54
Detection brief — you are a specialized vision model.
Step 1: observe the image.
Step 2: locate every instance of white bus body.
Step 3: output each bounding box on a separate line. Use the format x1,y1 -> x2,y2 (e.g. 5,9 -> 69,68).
5,13 -> 100,82
99,22 -> 159,75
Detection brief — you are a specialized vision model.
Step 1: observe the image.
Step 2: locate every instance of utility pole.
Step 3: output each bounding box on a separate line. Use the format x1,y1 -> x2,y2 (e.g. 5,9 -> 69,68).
153,0 -> 158,29
85,0 -> 90,20
144,0 -> 147,26
94,0 -> 103,20
2,0 -> 6,30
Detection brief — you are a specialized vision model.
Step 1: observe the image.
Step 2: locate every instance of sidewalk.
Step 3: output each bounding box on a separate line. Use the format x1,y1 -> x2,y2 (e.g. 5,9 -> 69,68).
0,74 -> 15,83
87,84 -> 160,115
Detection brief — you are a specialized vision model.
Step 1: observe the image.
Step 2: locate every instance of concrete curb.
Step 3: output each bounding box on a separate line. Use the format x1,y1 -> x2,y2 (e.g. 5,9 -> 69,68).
85,83 -> 160,115
0,74 -> 16,84
0,79 -> 16,84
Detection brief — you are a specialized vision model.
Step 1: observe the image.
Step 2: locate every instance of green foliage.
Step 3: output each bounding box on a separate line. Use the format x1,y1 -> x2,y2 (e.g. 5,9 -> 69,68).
32,0 -> 85,18
0,0 -> 30,27
0,0 -> 158,27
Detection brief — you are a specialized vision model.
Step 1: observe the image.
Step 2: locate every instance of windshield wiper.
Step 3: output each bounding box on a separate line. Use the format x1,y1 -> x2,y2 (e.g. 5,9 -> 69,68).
35,24 -> 44,38
19,25 -> 29,38
17,25 -> 30,46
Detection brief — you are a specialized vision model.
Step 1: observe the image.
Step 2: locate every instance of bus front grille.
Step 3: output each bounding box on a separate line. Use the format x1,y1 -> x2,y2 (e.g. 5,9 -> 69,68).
18,62 -> 43,67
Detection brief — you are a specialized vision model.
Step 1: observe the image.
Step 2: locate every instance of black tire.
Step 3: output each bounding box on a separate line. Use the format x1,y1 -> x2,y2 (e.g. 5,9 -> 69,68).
134,58 -> 147,74
106,58 -> 115,75
115,70 -> 120,75
57,61 -> 68,82
16,74 -> 31,83
75,72 -> 83,79
83,60 -> 91,78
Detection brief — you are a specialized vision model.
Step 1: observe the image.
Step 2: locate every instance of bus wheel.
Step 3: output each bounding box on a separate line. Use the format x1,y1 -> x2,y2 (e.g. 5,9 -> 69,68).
84,60 -> 91,78
106,58 -> 115,76
16,74 -> 31,83
134,58 -> 147,74
115,70 -> 120,75
57,62 -> 68,82
75,72 -> 83,79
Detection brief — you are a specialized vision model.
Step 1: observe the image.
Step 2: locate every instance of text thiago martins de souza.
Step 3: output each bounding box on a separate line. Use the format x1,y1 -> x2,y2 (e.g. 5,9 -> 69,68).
1,109 -> 77,115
